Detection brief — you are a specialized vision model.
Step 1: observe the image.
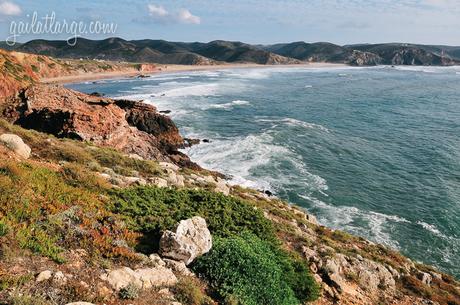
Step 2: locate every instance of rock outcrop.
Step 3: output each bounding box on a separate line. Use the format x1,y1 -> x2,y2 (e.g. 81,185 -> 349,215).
159,216 -> 212,265
2,84 -> 194,165
100,266 -> 177,291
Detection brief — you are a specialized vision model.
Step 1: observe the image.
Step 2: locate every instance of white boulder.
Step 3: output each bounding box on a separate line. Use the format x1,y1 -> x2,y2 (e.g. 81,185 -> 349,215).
159,216 -> 212,265
0,134 -> 31,159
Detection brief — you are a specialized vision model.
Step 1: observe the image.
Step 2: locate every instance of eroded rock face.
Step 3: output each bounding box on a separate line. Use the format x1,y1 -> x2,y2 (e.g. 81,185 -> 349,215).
3,84 -> 194,165
159,216 -> 212,265
0,133 -> 31,159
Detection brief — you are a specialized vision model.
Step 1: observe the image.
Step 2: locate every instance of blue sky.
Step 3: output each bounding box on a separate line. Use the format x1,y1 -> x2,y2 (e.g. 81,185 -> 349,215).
1,0 -> 460,45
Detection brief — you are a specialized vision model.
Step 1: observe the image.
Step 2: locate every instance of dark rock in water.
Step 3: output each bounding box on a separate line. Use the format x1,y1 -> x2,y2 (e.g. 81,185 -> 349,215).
184,138 -> 200,147
89,92 -> 104,97
161,94 -> 166,97
202,139 -> 211,143
137,74 -> 150,78
160,110 -> 171,114
264,190 -> 273,197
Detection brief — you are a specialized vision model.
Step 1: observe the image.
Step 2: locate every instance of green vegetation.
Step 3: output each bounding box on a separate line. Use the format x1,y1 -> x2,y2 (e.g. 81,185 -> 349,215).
31,65 -> 39,73
173,277 -> 214,305
109,186 -> 319,304
0,119 -> 161,178
193,233 -> 319,305
0,220 -> 8,236
109,186 -> 275,252
119,283 -> 140,300
0,160 -> 136,263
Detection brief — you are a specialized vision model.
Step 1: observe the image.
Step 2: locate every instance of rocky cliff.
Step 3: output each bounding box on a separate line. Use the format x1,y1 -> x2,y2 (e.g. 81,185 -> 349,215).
2,84 -> 193,166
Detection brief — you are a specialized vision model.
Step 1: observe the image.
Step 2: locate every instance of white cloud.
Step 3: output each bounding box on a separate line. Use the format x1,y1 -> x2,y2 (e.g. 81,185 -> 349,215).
147,3 -> 201,24
0,1 -> 21,16
148,4 -> 168,18
177,9 -> 201,24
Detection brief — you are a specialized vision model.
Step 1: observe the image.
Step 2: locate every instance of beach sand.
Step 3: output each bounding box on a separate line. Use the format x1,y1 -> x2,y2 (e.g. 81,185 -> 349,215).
41,62 -> 348,84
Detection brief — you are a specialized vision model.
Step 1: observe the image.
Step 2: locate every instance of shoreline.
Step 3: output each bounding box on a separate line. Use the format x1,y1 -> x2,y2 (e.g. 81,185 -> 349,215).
41,62 -> 348,84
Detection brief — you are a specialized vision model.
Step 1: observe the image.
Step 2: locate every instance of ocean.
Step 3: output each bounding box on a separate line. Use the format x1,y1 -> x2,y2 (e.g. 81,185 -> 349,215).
68,65 -> 460,278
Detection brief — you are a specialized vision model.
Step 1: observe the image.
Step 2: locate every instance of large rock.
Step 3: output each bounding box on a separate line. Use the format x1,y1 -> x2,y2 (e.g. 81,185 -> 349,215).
0,134 -> 31,159
100,266 -> 177,291
2,85 -> 195,165
159,216 -> 212,265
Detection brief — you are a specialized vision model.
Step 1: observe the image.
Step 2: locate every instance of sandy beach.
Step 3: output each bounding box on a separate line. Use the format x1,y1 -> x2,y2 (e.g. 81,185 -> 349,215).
41,62 -> 348,84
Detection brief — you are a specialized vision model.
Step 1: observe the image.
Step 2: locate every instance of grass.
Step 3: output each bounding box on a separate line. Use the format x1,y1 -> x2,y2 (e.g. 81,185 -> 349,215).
173,277 -> 214,305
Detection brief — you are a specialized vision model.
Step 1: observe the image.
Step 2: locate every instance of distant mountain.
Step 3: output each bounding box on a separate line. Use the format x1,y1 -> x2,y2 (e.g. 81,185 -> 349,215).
10,37 -> 298,65
263,41 -> 460,65
262,42 -> 382,65
2,38 -> 459,66
0,41 -> 22,51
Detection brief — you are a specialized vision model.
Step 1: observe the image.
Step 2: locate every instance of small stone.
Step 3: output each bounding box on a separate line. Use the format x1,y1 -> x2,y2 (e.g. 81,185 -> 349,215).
36,270 -> 53,282
163,259 -> 193,276
150,177 -> 168,188
418,272 -> 432,286
149,253 -> 166,267
52,271 -> 67,286
100,267 -> 142,290
159,162 -> 180,172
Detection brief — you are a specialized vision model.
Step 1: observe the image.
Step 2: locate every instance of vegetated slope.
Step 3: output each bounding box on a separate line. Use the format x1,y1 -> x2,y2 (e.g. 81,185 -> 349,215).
188,40 -> 300,64
14,37 -> 299,65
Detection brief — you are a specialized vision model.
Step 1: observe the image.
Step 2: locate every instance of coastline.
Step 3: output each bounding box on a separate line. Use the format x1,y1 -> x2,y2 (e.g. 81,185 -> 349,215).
41,62 -> 348,84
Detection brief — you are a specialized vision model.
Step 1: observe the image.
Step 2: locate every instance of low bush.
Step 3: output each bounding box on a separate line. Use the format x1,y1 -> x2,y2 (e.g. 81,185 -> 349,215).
109,186 -> 275,252
173,277 -> 214,305
193,232 -> 319,305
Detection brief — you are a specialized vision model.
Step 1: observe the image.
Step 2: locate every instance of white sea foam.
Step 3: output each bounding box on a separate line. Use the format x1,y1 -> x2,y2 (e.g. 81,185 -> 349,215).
183,132 -> 283,190
256,117 -> 330,133
305,85 -> 313,88
300,194 -> 409,249
204,100 -> 251,110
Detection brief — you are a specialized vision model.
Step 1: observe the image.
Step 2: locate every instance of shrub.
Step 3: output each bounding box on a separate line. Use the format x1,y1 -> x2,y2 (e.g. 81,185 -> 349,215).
193,233 -> 318,305
109,186 -> 275,252
119,283 -> 140,300
0,220 -> 8,236
173,277 -> 214,305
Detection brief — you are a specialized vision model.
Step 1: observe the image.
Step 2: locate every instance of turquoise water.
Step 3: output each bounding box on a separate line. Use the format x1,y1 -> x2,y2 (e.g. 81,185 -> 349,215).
68,65 -> 460,277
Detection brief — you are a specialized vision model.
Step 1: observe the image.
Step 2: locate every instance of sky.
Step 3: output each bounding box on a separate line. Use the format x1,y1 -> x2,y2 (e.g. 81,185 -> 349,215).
1,0 -> 460,45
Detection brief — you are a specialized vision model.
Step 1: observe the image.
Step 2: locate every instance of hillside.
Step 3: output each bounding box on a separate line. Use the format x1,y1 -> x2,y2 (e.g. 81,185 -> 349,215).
348,43 -> 460,65
0,49 -> 459,305
0,48 -> 157,101
4,38 -> 460,66
11,38 -> 297,65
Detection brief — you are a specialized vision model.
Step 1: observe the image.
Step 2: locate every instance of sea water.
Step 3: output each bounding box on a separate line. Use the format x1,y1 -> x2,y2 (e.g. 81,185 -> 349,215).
68,65 -> 460,277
